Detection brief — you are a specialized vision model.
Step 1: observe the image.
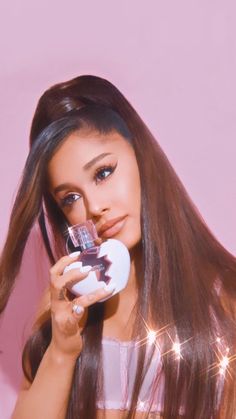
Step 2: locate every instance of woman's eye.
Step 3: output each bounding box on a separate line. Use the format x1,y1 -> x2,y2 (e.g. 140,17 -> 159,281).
60,193 -> 81,208
95,165 -> 116,183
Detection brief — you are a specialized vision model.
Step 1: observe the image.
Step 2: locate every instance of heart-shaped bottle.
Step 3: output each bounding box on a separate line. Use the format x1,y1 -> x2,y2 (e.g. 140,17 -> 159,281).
64,220 -> 130,301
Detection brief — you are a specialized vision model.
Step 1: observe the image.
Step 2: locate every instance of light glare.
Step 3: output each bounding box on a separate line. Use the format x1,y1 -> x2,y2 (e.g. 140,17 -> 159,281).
172,342 -> 181,358
147,330 -> 157,345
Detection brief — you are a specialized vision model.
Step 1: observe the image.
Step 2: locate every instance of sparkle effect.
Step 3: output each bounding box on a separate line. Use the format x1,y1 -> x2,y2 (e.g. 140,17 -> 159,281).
219,356 -> 229,375
147,330 -> 158,345
137,319 -> 236,381
206,336 -> 236,380
136,318 -> 169,350
136,317 -> 192,362
172,342 -> 181,360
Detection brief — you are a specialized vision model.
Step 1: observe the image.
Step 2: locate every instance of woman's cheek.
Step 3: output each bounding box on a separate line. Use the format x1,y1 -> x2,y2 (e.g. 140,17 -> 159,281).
64,201 -> 86,225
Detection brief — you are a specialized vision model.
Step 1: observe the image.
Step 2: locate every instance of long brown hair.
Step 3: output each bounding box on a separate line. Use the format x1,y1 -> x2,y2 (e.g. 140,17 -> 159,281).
1,75 -> 236,418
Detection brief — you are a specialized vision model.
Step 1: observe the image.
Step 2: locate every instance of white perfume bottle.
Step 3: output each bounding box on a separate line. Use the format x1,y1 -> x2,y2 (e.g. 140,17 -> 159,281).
64,220 -> 130,301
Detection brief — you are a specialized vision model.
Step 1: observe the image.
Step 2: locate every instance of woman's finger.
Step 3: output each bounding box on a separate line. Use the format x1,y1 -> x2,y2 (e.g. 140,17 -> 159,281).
49,252 -> 81,277
71,281 -> 116,310
52,264 -> 91,289
51,267 -> 91,301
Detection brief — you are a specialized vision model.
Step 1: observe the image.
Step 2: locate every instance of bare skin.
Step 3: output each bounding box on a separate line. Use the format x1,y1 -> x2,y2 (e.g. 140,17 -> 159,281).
48,129 -> 143,340
12,130 -> 144,418
12,254 -> 116,419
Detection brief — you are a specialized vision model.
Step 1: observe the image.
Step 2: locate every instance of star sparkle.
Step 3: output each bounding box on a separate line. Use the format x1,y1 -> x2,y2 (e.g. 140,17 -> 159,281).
136,317 -> 170,349
137,320 -> 236,380
137,317 -> 193,362
172,342 -> 181,360
204,336 -> 236,380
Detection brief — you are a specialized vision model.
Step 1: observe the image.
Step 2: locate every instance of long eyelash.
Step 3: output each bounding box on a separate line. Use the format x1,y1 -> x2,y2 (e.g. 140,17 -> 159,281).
60,193 -> 80,208
94,163 -> 117,181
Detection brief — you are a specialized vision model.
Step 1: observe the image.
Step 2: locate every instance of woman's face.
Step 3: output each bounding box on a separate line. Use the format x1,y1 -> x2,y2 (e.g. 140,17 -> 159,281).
48,130 -> 141,250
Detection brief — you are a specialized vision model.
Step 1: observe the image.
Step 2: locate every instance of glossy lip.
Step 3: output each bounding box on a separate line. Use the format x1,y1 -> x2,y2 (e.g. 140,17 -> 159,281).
98,215 -> 127,238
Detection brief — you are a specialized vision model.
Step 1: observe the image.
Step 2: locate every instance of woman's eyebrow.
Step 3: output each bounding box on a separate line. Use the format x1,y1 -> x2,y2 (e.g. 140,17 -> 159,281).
83,152 -> 112,171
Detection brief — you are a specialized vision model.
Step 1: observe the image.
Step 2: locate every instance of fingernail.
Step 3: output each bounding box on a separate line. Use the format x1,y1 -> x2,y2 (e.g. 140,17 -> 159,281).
103,282 -> 116,293
80,265 -> 92,273
72,304 -> 84,315
69,251 -> 81,258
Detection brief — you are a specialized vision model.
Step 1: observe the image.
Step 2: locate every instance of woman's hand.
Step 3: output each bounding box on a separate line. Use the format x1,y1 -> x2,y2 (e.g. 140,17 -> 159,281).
49,254 -> 114,359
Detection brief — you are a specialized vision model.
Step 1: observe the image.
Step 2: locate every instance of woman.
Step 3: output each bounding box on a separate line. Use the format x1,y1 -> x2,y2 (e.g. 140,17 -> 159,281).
1,75 -> 236,418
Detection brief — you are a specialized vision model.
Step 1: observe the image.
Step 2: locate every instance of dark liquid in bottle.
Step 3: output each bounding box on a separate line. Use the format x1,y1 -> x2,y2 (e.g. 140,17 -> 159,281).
79,246 -> 112,285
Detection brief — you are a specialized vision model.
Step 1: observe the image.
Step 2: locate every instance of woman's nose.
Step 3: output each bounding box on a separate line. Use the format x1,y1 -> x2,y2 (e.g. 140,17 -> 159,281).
84,191 -> 110,219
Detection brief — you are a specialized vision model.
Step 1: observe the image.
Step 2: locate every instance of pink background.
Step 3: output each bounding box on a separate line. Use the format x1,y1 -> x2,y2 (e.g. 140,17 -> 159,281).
0,1 -> 235,417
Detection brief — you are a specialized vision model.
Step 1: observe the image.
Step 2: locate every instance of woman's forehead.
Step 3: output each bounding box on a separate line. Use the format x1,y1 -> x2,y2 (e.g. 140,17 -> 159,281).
52,130 -> 120,154
52,130 -> 132,159
47,130 -> 134,181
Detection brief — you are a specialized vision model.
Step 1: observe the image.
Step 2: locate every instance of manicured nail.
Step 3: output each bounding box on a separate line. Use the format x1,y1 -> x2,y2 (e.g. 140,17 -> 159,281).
103,282 -> 116,293
69,251 -> 81,258
72,304 -> 84,315
80,265 -> 92,273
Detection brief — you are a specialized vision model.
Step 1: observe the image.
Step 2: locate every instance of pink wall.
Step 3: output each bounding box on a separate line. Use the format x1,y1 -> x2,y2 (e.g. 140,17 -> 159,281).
0,1 -> 235,417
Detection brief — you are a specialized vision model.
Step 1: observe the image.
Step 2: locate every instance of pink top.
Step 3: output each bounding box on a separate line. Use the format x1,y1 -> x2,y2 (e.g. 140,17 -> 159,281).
96,337 -> 164,413
96,336 -> 225,414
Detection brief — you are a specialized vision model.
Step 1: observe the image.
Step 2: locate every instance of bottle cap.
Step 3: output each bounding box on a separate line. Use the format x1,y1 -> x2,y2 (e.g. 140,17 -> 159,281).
68,220 -> 98,250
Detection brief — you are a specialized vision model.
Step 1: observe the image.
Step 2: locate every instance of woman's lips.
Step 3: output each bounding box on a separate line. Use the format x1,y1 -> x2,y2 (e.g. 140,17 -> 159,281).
98,216 -> 127,238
